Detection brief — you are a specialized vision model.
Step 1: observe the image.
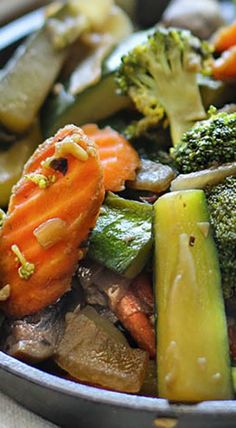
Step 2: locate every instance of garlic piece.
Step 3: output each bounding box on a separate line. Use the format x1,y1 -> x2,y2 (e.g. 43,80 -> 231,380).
34,218 -> 67,249
0,284 -> 11,301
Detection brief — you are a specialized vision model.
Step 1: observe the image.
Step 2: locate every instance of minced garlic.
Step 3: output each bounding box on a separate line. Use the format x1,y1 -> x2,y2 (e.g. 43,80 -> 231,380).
42,131 -> 90,169
25,173 -> 56,189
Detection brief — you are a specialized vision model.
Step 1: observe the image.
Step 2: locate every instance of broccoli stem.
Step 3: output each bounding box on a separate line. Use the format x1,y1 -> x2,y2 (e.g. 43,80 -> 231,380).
169,117 -> 194,147
167,74 -> 207,146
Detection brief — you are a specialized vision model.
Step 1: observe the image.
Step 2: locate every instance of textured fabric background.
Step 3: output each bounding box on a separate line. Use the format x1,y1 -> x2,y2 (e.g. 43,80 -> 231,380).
0,391 -> 57,428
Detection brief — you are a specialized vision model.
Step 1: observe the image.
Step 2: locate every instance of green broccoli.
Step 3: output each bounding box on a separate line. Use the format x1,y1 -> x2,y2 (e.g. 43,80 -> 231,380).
205,176 -> 236,299
171,110 -> 236,173
116,27 -> 212,145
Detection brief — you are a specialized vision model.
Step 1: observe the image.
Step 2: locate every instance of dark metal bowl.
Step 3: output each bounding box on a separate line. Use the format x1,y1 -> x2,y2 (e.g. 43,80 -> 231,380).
1,351 -> 236,428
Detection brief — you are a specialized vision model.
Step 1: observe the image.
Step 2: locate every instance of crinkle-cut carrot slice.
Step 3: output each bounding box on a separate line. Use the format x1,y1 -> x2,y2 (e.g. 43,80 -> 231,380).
212,46 -> 236,81
82,124 -> 140,192
0,125 -> 104,317
213,21 -> 236,53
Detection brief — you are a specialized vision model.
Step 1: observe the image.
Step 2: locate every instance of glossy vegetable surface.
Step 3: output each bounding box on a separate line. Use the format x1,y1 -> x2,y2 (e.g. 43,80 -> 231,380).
154,190 -> 233,402
55,306 -> 148,393
0,23 -> 66,133
0,125 -> 104,317
213,21 -> 236,52
82,124 -> 140,191
213,47 -> 236,81
0,122 -> 41,207
89,192 -> 153,278
42,28 -> 152,136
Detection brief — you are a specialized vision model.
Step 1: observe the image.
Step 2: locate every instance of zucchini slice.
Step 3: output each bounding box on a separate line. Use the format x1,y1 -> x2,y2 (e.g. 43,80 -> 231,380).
89,192 -> 153,278
42,28 -> 153,136
154,190 -> 233,402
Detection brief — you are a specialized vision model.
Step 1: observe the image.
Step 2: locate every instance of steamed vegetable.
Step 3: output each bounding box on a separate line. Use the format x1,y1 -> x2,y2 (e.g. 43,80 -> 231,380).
0,122 -> 42,207
0,2 -> 78,134
55,306 -> 148,393
61,4 -> 133,96
213,21 -> 236,53
0,25 -> 65,134
170,162 -> 236,191
42,28 -> 152,136
116,27 -> 211,145
77,263 -> 155,357
206,176 -> 236,299
82,124 -> 140,191
89,192 -> 153,278
128,159 -> 175,193
154,190 -> 233,401
115,273 -> 156,357
213,47 -> 236,81
0,0 -> 115,134
171,111 -> 236,173
0,125 -> 104,317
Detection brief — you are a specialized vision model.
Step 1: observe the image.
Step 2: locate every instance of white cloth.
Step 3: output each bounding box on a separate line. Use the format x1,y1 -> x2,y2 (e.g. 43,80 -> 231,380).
0,391 -> 57,428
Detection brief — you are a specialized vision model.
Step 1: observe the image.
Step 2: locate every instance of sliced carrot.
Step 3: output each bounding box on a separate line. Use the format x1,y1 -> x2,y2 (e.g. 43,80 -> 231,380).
212,46 -> 236,81
82,124 -> 140,192
0,125 -> 104,317
213,21 -> 236,53
115,274 -> 156,358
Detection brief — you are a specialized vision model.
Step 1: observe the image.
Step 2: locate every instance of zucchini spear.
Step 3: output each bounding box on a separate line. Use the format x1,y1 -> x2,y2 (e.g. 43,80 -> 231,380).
0,0 -> 113,134
154,190 -> 233,402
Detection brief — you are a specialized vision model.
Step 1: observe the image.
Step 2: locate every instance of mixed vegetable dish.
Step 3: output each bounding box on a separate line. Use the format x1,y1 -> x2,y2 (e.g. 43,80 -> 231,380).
0,0 -> 236,403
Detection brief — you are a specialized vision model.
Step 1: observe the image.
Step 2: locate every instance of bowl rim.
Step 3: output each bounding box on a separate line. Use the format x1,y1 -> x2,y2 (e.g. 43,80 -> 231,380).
1,351 -> 236,417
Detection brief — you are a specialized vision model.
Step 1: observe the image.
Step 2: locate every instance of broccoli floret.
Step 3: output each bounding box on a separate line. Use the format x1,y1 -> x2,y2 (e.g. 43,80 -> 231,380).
171,110 -> 236,173
116,27 -> 212,145
205,176 -> 236,299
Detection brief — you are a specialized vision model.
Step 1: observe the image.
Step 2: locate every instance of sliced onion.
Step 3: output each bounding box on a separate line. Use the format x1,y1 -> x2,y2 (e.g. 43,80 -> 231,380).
34,218 -> 67,249
171,162 -> 236,191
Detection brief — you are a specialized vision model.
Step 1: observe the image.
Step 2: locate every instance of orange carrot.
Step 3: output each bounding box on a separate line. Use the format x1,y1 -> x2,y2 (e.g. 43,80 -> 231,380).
82,124 -> 140,192
213,21 -> 236,53
212,46 -> 236,81
0,125 -> 104,317
115,274 -> 156,358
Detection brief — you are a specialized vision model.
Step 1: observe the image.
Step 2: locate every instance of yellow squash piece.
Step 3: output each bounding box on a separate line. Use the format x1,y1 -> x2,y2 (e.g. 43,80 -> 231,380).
154,190 -> 233,402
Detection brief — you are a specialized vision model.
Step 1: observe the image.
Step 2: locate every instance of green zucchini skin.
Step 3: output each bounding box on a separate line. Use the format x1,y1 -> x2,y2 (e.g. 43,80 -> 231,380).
0,29 -> 66,134
88,192 -> 153,278
42,29 -> 153,137
42,74 -> 130,137
154,190 -> 233,402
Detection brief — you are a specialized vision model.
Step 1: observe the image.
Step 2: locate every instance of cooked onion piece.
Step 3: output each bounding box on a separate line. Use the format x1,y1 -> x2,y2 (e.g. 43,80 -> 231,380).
171,162 -> 236,191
